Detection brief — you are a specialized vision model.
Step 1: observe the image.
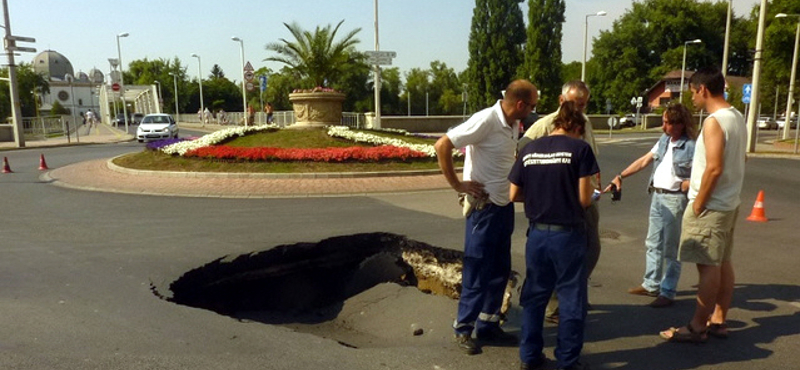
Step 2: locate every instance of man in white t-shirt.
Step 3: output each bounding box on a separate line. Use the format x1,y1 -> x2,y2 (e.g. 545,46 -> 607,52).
605,104 -> 697,308
435,79 -> 538,355
660,67 -> 746,343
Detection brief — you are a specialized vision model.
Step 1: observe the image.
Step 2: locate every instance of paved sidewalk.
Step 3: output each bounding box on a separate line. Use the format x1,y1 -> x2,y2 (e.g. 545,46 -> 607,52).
0,122 -> 134,149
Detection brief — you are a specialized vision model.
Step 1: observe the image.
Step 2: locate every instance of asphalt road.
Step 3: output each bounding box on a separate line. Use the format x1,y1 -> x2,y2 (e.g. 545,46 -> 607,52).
0,136 -> 799,370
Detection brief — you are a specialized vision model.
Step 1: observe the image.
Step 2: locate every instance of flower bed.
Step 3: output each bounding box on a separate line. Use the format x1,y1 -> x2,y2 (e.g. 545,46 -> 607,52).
185,145 -> 429,162
160,124 -> 279,156
327,126 -> 460,158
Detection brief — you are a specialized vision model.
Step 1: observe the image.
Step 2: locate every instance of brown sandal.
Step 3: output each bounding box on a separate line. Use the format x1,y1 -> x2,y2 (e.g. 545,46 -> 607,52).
659,322 -> 708,343
707,323 -> 729,339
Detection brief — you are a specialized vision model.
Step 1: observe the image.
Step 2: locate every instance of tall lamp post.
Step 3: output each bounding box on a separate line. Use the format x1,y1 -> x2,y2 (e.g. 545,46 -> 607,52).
679,39 -> 702,102
154,80 -> 163,111
231,36 -> 247,127
169,72 -> 179,119
582,11 -> 607,82
776,13 -> 800,140
65,73 -> 79,143
191,53 -> 205,126
116,32 -> 130,133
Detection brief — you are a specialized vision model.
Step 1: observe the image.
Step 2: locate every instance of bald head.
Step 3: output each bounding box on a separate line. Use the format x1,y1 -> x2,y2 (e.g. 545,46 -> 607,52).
502,79 -> 539,121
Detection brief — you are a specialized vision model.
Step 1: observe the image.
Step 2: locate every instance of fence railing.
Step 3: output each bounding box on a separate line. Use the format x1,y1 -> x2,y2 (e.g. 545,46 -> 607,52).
175,111 -> 367,128
21,116 -> 71,138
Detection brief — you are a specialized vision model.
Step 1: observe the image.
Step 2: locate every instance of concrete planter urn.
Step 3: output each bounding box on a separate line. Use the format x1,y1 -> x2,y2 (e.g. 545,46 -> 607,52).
288,91 -> 346,128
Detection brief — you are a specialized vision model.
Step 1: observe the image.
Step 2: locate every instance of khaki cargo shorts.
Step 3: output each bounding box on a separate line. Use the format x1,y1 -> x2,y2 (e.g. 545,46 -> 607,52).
678,203 -> 739,266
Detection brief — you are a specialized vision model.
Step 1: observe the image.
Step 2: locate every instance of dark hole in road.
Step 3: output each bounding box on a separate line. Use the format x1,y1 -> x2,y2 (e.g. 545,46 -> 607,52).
165,233 -> 466,320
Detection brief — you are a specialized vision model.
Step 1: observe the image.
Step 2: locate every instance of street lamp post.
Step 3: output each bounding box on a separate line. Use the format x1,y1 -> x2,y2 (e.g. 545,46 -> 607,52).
65,73 -> 79,143
116,32 -> 130,133
407,90 -> 411,116
191,53 -> 205,127
154,80 -> 162,111
169,72 -> 179,120
776,13 -> 800,140
231,36 -> 247,127
722,0 -> 732,77
582,11 -> 607,82
680,39 -> 702,102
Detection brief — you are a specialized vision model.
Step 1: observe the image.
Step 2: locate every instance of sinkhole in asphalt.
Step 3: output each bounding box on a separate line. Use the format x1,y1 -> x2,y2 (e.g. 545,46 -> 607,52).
166,232 -> 467,321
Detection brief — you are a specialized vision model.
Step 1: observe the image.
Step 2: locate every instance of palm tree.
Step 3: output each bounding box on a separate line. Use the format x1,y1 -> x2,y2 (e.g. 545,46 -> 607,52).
265,20 -> 362,88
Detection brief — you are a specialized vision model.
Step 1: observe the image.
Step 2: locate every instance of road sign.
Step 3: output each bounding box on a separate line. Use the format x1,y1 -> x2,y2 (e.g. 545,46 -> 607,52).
8,46 -> 36,53
111,83 -> 121,92
246,81 -> 255,92
607,117 -> 618,128
259,75 -> 267,92
243,61 -> 254,72
244,71 -> 254,81
742,83 -> 752,104
368,56 -> 393,65
364,51 -> 396,58
7,35 -> 35,43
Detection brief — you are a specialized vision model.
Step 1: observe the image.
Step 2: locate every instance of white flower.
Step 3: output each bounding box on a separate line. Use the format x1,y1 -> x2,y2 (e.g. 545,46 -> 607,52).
327,126 -> 461,158
161,124 -> 278,156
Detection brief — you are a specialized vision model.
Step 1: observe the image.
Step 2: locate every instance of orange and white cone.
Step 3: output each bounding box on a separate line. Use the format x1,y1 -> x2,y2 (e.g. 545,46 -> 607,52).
746,190 -> 768,222
2,156 -> 12,173
38,154 -> 49,171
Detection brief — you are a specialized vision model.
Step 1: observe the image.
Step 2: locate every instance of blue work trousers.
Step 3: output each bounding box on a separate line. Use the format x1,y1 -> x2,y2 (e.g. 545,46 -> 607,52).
454,203 -> 514,336
519,225 -> 587,369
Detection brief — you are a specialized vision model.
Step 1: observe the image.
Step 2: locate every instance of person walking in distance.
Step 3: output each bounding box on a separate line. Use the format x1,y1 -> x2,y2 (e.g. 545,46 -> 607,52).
435,80 -> 538,355
660,67 -> 747,342
510,100 -> 599,370
605,104 -> 697,308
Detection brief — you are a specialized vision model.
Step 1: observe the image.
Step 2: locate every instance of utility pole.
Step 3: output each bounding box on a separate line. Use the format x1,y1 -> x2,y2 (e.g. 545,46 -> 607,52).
3,0 -> 35,148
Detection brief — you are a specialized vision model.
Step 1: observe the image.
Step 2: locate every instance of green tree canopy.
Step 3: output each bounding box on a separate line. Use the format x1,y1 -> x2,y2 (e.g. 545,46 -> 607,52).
520,0 -> 565,112
0,62 -> 50,117
265,20 -> 362,88
466,0 -> 526,110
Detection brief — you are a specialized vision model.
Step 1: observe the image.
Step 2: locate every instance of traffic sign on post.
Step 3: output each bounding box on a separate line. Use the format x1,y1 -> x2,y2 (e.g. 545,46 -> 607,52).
742,83 -> 752,104
259,75 -> 267,92
365,50 -> 396,66
112,83 -> 120,92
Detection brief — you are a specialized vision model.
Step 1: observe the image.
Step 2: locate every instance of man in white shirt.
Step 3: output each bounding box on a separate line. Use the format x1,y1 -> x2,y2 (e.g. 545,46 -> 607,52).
435,79 -> 538,355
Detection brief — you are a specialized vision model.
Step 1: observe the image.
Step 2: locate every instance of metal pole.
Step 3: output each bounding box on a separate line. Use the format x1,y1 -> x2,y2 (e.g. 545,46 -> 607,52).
794,92 -> 799,153
722,0 -> 732,77
745,0 -> 769,153
3,0 -> 25,147
232,37 -> 247,127
66,74 -> 80,143
778,15 -> 799,140
116,32 -> 129,133
582,11 -> 606,82
407,90 -> 410,116
155,80 -> 162,111
170,72 -> 179,120
191,53 -> 205,127
426,91 -> 429,116
373,0 -> 382,129
680,39 -> 701,102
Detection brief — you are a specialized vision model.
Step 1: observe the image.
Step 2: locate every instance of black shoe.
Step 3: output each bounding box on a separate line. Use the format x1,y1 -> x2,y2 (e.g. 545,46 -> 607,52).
454,333 -> 478,355
520,353 -> 547,369
476,326 -> 518,344
559,360 -> 590,370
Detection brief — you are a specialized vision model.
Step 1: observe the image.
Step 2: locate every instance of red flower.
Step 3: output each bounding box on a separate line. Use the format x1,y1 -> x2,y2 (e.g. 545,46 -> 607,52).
184,145 -> 428,162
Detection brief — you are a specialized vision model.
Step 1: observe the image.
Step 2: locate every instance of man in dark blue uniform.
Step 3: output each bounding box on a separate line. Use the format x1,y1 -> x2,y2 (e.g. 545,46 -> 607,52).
509,101 -> 599,370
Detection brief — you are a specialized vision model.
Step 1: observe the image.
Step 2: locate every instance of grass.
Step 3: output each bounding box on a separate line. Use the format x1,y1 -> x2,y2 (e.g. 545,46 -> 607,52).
114,127 -> 458,173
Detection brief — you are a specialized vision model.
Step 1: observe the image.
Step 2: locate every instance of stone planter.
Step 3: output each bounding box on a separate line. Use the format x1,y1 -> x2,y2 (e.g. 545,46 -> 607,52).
288,91 -> 346,128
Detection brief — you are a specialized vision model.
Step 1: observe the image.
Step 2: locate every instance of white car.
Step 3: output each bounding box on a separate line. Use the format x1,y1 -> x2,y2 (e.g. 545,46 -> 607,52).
756,116 -> 777,130
136,114 -> 179,142
777,116 -> 798,130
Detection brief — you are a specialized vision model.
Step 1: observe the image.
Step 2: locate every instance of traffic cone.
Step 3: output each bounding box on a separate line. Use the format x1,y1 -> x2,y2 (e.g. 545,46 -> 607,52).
1,157 -> 12,173
746,190 -> 768,222
38,154 -> 49,171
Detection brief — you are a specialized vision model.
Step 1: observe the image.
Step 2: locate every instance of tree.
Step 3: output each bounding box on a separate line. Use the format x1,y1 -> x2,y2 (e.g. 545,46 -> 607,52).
125,57 -> 189,114
763,0 -> 800,116
265,20 -> 362,88
520,0 -> 565,112
0,63 -> 50,118
210,64 -> 225,79
466,0 -> 526,110
404,68 -> 431,115
587,0 -> 751,114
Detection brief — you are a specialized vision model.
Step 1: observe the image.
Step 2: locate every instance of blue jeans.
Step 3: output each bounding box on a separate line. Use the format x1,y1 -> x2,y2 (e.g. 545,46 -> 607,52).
519,225 -> 587,369
454,203 -> 514,336
642,192 -> 688,299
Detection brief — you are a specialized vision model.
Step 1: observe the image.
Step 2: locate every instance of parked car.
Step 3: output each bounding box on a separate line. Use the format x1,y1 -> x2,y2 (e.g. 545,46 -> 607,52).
618,114 -> 640,128
131,113 -> 145,125
112,113 -> 130,126
136,114 -> 178,142
777,116 -> 798,130
756,116 -> 777,130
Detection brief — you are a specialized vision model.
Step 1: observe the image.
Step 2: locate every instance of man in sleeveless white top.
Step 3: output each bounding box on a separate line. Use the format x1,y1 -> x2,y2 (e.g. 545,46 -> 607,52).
660,67 -> 746,343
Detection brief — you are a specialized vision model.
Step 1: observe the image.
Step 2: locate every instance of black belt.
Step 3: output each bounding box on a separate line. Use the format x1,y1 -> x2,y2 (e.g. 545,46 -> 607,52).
531,223 -> 575,232
652,187 -> 684,194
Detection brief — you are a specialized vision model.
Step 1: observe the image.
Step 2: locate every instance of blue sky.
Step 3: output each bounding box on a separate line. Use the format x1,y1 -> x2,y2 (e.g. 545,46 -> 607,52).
12,0 -> 758,82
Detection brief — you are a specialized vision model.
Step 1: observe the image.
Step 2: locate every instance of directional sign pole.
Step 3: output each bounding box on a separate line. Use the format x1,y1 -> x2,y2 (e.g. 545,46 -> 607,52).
3,0 -> 26,147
